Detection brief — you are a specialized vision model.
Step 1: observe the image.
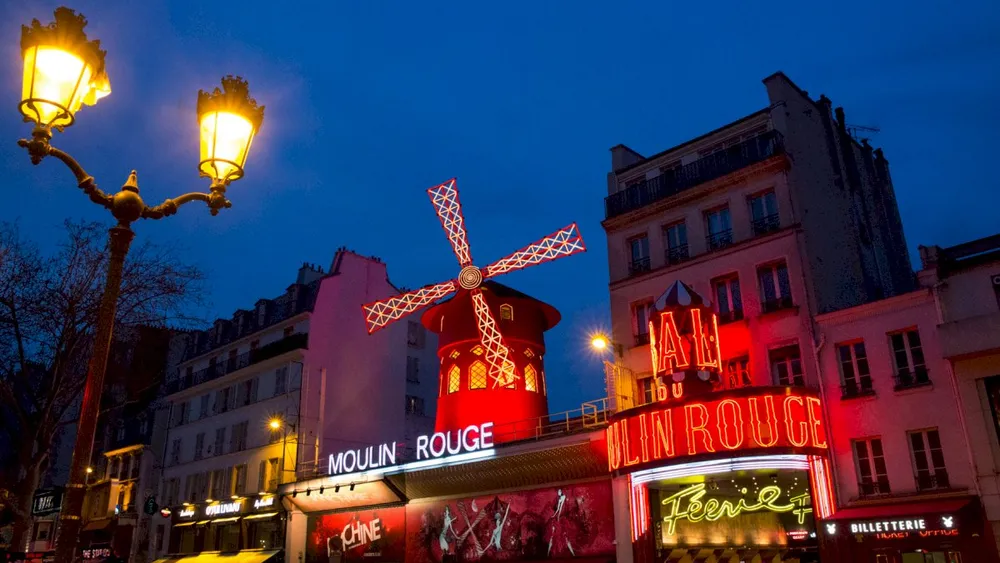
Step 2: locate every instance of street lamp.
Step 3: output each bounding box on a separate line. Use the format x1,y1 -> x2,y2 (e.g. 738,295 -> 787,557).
267,417 -> 296,489
16,8 -> 266,563
589,332 -> 634,413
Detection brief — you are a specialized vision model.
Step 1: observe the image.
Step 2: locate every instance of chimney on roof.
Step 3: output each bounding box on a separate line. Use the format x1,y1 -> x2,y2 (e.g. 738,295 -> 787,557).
297,262 -> 324,285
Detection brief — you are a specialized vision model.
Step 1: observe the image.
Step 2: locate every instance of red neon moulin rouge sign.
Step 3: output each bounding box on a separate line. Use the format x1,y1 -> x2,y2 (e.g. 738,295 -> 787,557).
606,387 -> 828,473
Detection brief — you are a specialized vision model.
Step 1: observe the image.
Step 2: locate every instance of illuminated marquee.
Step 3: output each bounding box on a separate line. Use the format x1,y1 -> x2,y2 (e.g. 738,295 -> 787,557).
205,500 -> 242,517
607,387 -> 827,473
661,483 -> 812,535
328,422 -> 495,475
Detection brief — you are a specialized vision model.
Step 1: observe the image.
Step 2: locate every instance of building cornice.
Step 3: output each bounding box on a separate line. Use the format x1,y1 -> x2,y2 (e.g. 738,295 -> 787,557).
177,311 -> 311,368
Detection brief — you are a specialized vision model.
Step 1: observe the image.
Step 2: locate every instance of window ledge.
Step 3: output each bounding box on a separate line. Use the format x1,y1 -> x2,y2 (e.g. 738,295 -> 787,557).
840,389 -> 877,402
893,381 -> 934,395
758,304 -> 800,318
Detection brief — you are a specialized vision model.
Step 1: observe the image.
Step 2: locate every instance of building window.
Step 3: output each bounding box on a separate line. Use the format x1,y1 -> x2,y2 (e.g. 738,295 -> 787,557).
638,378 -> 654,405
663,222 -> 689,264
628,235 -> 651,275
770,345 -> 804,386
469,361 -> 487,390
749,190 -> 780,235
250,339 -> 260,352
239,377 -> 257,406
471,345 -> 484,356
407,320 -> 426,348
984,376 -> 1000,449
909,429 -> 949,490
838,341 -> 873,398
854,437 -> 890,497
169,439 -> 181,466
890,329 -> 929,389
209,469 -> 227,501
447,365 -> 461,394
632,300 -> 654,346
116,420 -> 126,442
705,207 -> 733,251
712,275 -> 743,324
216,387 -> 232,414
725,356 -> 751,388
214,427 -> 226,456
227,349 -> 238,370
406,356 -> 420,383
194,433 -> 205,461
758,261 -> 793,312
138,414 -> 149,436
199,394 -> 210,418
231,421 -> 249,452
268,458 -> 279,491
524,364 -> 538,392
274,367 -> 288,396
405,395 -> 425,416
232,464 -> 248,496
283,326 -> 294,338
500,304 -> 513,321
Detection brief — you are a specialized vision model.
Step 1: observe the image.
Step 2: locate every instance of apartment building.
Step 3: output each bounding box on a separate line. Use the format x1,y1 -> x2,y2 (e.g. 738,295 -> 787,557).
603,71 -> 913,404
148,251 -> 438,562
920,234 -> 1000,549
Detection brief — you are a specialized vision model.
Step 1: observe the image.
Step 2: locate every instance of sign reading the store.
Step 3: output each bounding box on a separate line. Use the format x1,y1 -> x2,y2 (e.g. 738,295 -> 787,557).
661,483 -> 813,535
328,422 -> 494,475
30,488 -> 63,516
205,500 -> 242,517
606,388 -> 828,473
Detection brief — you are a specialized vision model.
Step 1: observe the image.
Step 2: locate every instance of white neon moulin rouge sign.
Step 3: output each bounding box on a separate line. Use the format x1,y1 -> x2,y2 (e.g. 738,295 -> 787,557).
328,422 -> 494,475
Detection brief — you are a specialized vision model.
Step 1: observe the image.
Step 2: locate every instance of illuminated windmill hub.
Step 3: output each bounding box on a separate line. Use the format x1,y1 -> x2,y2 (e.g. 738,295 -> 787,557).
459,265 -> 483,290
361,178 -> 586,441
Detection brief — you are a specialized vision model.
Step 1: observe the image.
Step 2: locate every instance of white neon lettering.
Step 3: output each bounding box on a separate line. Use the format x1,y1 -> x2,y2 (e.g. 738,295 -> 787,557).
446,430 -> 462,455
429,432 -> 446,458
463,425 -> 480,450
481,422 -> 494,448
343,450 -> 356,473
416,435 -> 429,460
381,442 -> 397,466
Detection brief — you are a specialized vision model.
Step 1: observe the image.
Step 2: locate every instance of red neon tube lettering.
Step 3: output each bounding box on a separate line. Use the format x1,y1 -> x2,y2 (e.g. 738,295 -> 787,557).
656,312 -> 689,373
806,397 -> 828,448
651,409 -> 676,459
606,425 -> 621,471
716,399 -> 745,450
783,396 -> 809,447
684,403 -> 715,455
690,309 -> 722,371
748,395 -> 779,447
638,413 -> 650,463
621,418 -> 642,466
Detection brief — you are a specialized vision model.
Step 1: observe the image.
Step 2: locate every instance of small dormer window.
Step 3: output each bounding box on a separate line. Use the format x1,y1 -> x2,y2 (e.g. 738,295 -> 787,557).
500,304 -> 513,321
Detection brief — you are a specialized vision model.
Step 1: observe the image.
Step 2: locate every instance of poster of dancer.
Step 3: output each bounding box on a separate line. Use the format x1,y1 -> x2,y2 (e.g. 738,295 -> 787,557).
405,481 -> 615,563
307,507 -> 406,563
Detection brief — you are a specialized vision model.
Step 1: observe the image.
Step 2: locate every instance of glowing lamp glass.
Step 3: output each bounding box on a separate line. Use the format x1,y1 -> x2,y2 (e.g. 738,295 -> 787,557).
20,46 -> 109,128
268,419 -> 281,430
199,110 -> 256,183
591,335 -> 608,351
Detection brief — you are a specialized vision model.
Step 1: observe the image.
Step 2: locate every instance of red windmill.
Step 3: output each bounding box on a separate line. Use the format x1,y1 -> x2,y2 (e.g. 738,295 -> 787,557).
362,178 -> 585,390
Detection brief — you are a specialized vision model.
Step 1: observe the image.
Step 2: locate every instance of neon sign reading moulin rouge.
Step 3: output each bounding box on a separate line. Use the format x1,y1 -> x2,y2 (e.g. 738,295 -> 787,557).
661,483 -> 812,535
607,389 -> 827,472
329,422 -> 494,475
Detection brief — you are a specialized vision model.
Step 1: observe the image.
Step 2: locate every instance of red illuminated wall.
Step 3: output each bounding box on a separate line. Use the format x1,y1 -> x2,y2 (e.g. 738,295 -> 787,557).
422,282 -> 558,441
405,481 -> 616,563
607,386 -> 828,472
307,507 -> 406,563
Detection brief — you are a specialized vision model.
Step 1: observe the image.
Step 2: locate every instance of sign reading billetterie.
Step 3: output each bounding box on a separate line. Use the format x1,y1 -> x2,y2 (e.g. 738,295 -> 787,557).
328,422 -> 494,475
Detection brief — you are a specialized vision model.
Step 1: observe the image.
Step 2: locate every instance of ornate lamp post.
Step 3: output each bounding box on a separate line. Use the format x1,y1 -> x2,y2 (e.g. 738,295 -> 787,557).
16,8 -> 265,562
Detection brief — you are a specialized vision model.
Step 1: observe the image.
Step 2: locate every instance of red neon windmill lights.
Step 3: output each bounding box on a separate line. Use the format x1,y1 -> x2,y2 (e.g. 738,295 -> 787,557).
362,178 -> 585,387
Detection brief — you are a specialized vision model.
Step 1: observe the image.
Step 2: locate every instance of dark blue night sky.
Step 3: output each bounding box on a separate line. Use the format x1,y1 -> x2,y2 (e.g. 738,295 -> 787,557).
1,0 -> 997,411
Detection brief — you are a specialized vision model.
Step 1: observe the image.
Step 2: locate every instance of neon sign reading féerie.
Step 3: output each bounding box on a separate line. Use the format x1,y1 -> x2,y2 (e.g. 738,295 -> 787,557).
328,422 -> 494,475
660,483 -> 813,535
606,388 -> 827,473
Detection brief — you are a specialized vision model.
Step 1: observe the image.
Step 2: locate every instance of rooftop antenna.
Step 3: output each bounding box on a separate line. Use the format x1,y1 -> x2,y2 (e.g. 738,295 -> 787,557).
846,124 -> 880,143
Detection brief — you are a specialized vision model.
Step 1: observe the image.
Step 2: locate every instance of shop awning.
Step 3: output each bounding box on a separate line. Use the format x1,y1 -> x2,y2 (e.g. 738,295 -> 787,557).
209,517 -> 240,524
242,512 -> 278,520
173,522 -> 196,528
825,497 -> 970,520
150,549 -> 281,563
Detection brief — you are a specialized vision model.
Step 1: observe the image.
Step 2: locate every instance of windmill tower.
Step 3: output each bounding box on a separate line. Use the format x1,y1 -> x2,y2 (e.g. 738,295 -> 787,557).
362,178 -> 585,442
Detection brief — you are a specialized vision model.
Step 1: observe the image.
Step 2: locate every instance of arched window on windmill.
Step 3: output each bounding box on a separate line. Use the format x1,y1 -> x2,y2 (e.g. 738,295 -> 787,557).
500,304 -> 513,321
447,365 -> 461,394
524,364 -> 538,392
469,361 -> 487,390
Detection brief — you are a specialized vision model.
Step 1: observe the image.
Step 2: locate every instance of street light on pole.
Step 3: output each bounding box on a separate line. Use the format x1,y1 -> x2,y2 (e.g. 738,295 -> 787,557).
16,8 -> 266,562
589,331 -> 635,413
267,417 -> 296,488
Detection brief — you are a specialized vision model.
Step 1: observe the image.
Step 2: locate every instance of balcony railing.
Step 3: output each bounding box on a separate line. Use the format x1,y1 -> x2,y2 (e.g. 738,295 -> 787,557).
841,380 -> 875,399
605,130 -> 785,219
761,296 -> 795,314
916,471 -> 949,491
666,244 -> 690,264
858,480 -> 891,498
166,332 -> 309,394
894,367 -> 931,391
628,257 -> 651,276
752,213 -> 781,236
706,229 -> 734,251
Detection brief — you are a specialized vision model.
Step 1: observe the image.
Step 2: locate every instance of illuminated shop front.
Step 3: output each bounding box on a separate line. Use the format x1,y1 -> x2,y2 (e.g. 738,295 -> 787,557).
819,496 -> 998,563
608,282 -> 834,563
157,494 -> 284,562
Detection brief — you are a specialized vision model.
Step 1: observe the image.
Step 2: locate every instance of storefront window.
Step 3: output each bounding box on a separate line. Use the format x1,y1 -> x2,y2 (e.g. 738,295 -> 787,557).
178,528 -> 197,554
219,523 -> 240,552
246,519 -> 282,549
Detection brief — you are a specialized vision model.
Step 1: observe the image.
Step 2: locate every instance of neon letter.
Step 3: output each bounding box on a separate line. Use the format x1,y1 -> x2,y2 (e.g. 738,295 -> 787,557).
684,403 -> 715,455
651,409 -> 676,459
606,424 -> 622,471
716,399 -> 745,450
783,396 -> 809,447
690,309 -> 722,371
656,312 -> 689,373
748,396 -> 779,447
806,397 -> 828,448
463,425 -> 480,451
638,413 -> 650,463
622,418 -> 642,466
416,435 -> 429,460
480,422 -> 494,448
